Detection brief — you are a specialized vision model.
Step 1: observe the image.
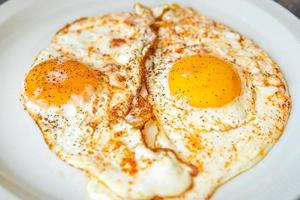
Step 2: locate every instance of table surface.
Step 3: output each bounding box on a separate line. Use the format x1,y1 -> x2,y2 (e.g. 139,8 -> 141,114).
0,0 -> 300,18
274,0 -> 300,18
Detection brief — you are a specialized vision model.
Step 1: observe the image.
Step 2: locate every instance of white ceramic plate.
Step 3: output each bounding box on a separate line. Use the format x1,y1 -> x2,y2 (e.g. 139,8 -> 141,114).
0,0 -> 300,199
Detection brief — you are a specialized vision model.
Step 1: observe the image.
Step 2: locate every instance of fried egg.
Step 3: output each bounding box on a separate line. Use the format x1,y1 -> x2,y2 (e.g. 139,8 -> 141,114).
145,4 -> 291,199
21,5 -> 194,200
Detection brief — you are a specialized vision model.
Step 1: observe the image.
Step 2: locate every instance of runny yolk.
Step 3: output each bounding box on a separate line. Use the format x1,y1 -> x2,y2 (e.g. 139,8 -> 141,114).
168,55 -> 241,108
24,59 -> 100,106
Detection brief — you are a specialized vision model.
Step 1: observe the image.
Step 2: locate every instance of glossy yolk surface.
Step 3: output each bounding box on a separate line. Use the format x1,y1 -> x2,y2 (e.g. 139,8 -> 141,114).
168,55 -> 241,108
24,59 -> 100,106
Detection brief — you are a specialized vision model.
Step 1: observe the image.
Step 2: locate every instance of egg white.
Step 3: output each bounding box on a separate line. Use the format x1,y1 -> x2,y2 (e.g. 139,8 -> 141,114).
21,5 -> 194,200
145,4 -> 291,200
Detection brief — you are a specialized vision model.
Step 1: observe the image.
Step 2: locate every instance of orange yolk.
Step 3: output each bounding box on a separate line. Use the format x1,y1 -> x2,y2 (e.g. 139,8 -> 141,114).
24,59 -> 100,106
168,55 -> 241,108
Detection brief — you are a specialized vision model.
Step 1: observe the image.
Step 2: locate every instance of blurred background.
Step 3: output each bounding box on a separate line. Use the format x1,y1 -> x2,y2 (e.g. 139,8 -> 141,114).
0,0 -> 300,18
275,0 -> 300,17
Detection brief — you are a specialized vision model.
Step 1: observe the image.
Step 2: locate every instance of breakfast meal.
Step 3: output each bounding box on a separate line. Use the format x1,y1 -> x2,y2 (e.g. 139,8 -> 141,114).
20,3 -> 291,200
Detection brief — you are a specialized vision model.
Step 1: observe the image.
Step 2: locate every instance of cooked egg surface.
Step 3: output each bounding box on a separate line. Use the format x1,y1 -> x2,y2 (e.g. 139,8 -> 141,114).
21,5 -> 193,200
145,4 -> 291,200
24,59 -> 100,107
168,55 -> 241,108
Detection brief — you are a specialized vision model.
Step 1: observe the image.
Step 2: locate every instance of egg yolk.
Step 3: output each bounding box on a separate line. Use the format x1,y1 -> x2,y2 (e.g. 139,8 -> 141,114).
168,55 -> 241,108
24,59 -> 100,106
